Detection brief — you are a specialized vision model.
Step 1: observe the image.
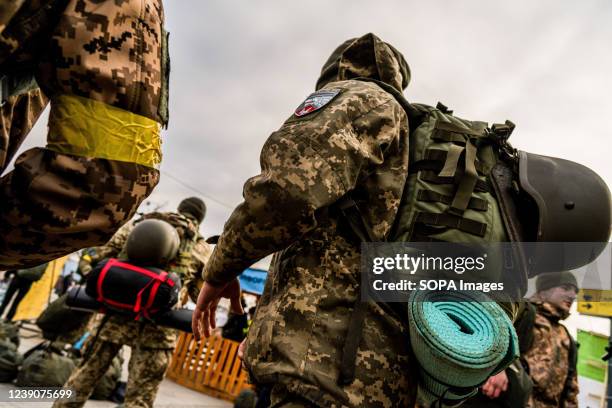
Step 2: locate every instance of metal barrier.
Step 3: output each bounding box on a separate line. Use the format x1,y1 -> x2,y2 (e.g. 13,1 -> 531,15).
167,332 -> 251,402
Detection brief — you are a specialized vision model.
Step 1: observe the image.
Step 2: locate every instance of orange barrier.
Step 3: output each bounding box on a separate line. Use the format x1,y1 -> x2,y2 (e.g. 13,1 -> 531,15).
167,332 -> 251,401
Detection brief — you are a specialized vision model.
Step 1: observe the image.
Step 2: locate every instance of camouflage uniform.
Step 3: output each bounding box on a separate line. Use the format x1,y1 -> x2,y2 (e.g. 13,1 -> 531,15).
204,33 -> 416,407
524,302 -> 578,408
54,211 -> 211,408
0,0 -> 168,268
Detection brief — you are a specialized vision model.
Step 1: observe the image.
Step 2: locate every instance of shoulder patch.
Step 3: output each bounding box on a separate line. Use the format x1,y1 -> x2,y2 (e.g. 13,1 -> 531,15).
294,89 -> 340,117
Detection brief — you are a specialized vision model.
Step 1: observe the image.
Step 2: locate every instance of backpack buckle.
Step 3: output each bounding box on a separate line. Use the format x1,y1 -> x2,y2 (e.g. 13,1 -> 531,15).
436,102 -> 453,115
491,120 -> 516,141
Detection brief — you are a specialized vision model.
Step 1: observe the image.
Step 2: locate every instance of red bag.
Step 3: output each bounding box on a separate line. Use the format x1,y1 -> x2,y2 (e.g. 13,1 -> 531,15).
85,258 -> 181,318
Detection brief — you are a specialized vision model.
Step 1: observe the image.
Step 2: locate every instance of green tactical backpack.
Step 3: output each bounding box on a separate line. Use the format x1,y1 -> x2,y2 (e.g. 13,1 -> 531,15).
0,338 -> 23,383
390,102 -> 510,245
16,344 -> 75,387
337,79 -> 525,387
342,78 -> 526,295
345,79 -> 515,241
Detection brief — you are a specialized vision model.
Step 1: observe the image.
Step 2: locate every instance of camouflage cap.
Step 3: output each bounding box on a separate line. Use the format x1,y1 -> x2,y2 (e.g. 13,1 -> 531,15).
535,271 -> 578,293
315,33 -> 411,92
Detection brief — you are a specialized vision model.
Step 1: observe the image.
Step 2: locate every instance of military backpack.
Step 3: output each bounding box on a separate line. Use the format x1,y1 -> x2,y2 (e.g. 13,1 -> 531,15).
337,78 -> 526,389
16,343 -> 75,388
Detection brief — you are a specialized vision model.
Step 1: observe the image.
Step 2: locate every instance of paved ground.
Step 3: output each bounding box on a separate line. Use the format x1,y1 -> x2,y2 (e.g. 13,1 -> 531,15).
0,327 -> 232,408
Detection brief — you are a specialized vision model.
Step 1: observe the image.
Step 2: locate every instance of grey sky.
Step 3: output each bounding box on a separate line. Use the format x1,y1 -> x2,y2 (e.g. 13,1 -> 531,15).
164,0 -> 612,235
12,0 -> 611,237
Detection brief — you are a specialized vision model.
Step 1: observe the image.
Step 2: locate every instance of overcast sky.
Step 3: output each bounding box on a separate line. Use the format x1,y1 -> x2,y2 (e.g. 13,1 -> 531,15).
156,0 -> 612,240
8,0 -> 612,332
12,0 -> 610,235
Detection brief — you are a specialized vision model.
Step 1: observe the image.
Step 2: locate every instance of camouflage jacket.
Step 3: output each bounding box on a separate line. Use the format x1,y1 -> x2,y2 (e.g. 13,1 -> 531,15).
0,0 -> 166,268
524,302 -> 578,408
86,211 -> 211,349
205,34 -> 416,407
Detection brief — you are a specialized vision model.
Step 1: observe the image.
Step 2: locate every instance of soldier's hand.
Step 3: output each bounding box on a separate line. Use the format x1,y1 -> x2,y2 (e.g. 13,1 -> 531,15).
238,339 -> 249,370
192,278 -> 243,340
481,370 -> 508,399
238,339 -> 247,360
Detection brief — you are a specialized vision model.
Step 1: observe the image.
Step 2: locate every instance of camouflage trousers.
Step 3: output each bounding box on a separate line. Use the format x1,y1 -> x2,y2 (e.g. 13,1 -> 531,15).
52,340 -> 171,408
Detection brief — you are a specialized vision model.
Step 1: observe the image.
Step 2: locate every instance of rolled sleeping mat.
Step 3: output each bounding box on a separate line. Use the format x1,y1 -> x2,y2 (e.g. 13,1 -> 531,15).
154,309 -> 193,333
65,286 -> 193,333
408,290 -> 518,407
66,286 -> 101,312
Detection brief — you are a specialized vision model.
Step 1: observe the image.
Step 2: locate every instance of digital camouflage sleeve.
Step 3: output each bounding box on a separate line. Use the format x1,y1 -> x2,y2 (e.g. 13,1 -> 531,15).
204,80 -> 408,285
0,0 -> 167,268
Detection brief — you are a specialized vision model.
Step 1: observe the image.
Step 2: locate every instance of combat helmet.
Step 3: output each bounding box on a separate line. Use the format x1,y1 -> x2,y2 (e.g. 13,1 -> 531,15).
126,219 -> 180,266
516,151 -> 611,273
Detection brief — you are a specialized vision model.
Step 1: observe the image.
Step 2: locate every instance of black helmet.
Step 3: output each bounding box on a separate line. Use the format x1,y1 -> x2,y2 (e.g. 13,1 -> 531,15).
518,151 -> 611,272
126,219 -> 180,266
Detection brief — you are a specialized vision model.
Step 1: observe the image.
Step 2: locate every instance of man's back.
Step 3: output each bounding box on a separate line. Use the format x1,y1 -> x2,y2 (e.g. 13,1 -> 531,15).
202,35 -> 416,407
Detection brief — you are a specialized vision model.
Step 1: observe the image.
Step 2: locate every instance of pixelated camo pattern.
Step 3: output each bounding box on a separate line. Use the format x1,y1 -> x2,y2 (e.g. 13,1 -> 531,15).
0,0 -> 166,268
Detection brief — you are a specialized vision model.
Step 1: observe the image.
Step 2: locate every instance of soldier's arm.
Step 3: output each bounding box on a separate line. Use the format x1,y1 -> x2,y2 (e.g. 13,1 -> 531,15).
205,82 -> 407,284
185,239 -> 212,303
0,0 -> 167,268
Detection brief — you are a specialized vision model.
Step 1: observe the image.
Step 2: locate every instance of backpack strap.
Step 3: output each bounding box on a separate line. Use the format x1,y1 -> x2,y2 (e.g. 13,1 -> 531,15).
334,196 -> 374,385
335,78 -> 427,386
515,301 -> 537,354
448,140 -> 479,215
338,300 -> 369,385
411,149 -> 487,175
336,196 -> 376,243
560,325 -> 578,402
417,190 -> 488,212
414,212 -> 488,237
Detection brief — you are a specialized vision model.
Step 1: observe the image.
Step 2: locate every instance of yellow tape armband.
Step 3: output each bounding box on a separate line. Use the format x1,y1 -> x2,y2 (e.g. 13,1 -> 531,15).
47,94 -> 162,168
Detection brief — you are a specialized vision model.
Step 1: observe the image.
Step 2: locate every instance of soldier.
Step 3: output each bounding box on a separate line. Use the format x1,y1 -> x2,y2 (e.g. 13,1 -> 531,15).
0,0 -> 168,268
192,33 -> 609,408
524,272 -> 579,408
194,33 -> 417,407
54,197 -> 213,408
